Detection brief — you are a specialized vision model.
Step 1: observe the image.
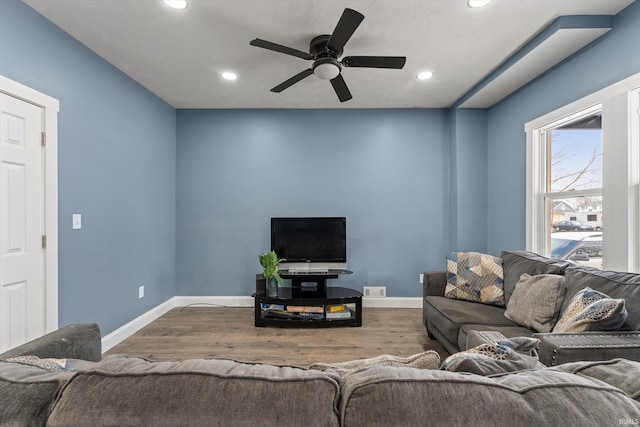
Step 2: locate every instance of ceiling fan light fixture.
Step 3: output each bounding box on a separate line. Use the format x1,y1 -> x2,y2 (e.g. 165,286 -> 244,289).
417,71 -> 434,80
313,60 -> 341,80
467,0 -> 492,8
163,0 -> 188,10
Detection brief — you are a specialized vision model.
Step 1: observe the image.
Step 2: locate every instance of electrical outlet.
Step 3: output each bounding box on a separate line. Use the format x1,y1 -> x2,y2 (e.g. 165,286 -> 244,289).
138,286 -> 144,299
363,286 -> 386,298
420,274 -> 424,284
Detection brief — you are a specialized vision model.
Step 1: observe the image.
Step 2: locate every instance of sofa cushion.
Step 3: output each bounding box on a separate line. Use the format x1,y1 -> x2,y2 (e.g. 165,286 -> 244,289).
47,356 -> 341,427
504,274 -> 566,333
500,251 -> 571,305
424,296 -> 518,352
0,361 -> 75,426
458,324 -> 534,351
445,252 -> 505,306
464,330 -> 508,349
441,336 -> 540,375
553,287 -> 627,333
551,358 -> 640,404
339,365 -> 640,427
562,266 -> 640,330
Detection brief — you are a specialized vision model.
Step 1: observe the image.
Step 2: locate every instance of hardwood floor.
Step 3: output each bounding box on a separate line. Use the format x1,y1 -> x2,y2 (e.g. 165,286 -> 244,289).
104,307 -> 449,367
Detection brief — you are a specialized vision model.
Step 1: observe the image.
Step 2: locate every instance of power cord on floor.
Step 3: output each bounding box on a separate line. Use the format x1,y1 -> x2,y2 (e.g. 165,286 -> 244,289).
177,304 -> 256,322
179,303 -> 234,311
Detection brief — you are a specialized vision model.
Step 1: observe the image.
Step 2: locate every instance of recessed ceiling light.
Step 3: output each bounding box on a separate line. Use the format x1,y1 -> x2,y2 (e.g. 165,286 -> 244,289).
417,71 -> 434,80
221,72 -> 237,81
163,0 -> 188,10
467,0 -> 492,8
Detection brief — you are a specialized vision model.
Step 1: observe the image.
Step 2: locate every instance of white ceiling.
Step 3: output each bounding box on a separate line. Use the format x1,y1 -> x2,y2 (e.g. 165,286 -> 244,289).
22,0 -> 634,109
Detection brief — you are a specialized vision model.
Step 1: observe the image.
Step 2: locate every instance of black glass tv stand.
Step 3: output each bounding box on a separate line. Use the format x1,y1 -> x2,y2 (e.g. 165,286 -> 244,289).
280,269 -> 353,294
253,270 -> 361,327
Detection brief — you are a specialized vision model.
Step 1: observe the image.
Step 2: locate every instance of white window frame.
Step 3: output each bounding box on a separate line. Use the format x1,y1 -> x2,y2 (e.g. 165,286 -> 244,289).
525,72 -> 640,272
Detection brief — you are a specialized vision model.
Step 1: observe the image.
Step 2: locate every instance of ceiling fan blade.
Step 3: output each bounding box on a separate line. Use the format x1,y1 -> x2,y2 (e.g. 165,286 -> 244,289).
342,56 -> 407,69
326,8 -> 364,53
330,74 -> 352,102
250,38 -> 313,60
271,69 -> 314,93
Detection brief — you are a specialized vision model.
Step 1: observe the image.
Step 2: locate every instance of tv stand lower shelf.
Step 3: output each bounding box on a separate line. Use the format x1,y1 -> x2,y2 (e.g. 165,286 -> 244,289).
252,286 -> 362,328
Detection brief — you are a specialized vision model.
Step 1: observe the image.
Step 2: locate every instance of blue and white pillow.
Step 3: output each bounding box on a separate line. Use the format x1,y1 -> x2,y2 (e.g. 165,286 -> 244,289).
553,287 -> 627,333
445,252 -> 505,306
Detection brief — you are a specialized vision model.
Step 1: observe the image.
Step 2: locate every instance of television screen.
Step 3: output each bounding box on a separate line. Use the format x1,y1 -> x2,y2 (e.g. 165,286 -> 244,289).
271,217 -> 346,263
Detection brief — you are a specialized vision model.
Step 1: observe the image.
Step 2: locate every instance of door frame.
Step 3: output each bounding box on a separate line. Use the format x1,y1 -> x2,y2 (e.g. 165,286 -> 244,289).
1,75 -> 59,333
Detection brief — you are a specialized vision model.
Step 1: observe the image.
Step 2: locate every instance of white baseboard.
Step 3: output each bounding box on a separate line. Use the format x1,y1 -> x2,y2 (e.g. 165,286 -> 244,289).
101,296 -> 255,351
362,297 -> 422,308
101,298 -> 175,352
101,295 -> 423,352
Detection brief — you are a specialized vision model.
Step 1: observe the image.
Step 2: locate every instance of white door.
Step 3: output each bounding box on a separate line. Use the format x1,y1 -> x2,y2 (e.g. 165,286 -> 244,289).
0,93 -> 45,353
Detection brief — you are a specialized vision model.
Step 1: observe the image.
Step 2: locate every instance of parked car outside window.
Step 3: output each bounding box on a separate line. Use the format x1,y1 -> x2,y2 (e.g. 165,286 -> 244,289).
550,232 -> 602,269
552,220 -> 594,231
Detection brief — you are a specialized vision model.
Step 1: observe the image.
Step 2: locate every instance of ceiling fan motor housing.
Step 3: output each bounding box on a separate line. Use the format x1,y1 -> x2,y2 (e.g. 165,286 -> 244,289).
310,34 -> 342,58
310,35 -> 342,80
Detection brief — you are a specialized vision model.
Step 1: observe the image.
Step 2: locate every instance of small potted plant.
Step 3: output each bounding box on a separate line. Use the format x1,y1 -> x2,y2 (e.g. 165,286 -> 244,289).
258,250 -> 285,297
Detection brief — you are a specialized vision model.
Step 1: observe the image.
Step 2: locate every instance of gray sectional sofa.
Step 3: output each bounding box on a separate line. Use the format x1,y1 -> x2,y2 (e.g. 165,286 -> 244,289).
423,250 -> 640,365
2,323 -> 640,425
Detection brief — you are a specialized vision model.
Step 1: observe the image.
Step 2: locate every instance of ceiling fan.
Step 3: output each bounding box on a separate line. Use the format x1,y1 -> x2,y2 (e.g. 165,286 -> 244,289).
249,8 -> 406,102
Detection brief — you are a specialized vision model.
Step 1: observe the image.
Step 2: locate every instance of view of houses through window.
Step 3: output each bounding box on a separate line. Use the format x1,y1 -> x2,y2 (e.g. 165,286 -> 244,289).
544,109 -> 603,269
527,75 -> 640,273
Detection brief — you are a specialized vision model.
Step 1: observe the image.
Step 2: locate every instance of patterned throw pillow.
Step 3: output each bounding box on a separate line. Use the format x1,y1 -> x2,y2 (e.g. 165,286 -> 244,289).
445,252 -> 505,306
553,287 -> 628,333
4,355 -> 93,372
5,355 -> 69,372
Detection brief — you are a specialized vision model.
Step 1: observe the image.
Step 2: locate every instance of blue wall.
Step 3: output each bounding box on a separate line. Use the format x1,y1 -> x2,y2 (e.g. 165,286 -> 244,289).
485,0 -> 640,255
3,0 -> 638,335
449,109 -> 488,253
176,109 -> 449,297
0,0 -> 177,335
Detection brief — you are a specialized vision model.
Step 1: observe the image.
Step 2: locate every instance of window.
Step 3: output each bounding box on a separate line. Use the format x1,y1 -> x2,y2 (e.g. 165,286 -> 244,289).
526,73 -> 640,272
543,108 -> 603,268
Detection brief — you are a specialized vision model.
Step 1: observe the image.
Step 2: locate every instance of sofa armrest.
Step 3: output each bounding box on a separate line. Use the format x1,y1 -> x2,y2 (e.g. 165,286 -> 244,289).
533,331 -> 640,366
423,271 -> 447,297
0,324 -> 102,362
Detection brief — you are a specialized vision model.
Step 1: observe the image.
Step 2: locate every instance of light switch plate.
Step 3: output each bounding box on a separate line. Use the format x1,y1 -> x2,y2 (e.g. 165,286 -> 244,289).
72,214 -> 82,230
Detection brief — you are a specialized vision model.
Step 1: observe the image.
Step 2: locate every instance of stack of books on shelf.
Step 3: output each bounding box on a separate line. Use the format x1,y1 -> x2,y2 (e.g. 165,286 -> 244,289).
286,305 -> 324,320
286,306 -> 324,313
325,304 -> 352,320
260,303 -> 353,321
260,304 -> 296,319
261,304 -> 325,320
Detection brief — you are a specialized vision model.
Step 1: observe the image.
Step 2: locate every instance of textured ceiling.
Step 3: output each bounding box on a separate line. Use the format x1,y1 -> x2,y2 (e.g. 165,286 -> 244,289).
22,0 -> 634,108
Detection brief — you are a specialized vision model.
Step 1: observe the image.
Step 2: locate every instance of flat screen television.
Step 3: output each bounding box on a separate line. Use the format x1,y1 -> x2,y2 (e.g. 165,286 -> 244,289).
271,217 -> 346,272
